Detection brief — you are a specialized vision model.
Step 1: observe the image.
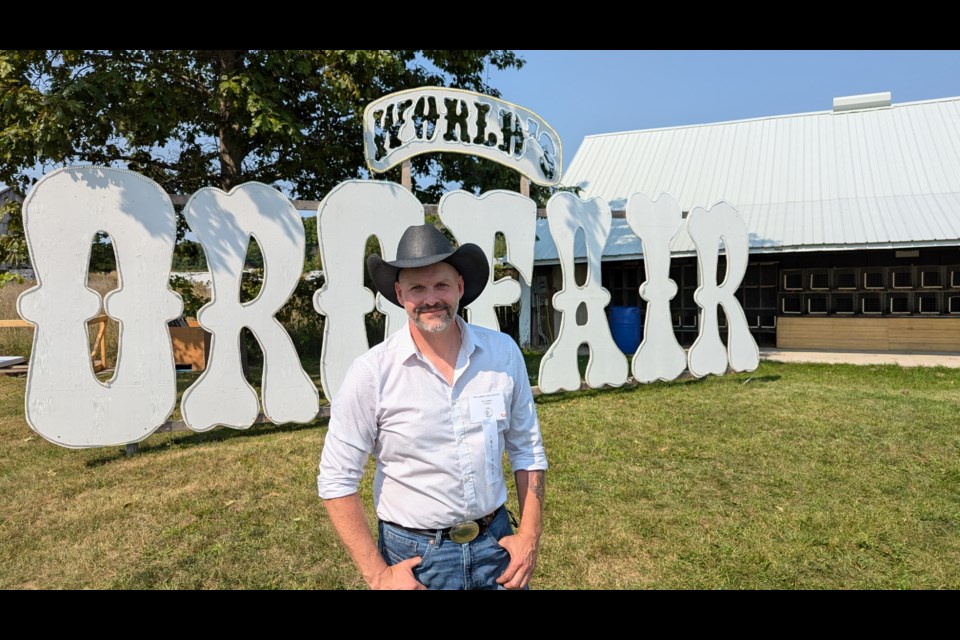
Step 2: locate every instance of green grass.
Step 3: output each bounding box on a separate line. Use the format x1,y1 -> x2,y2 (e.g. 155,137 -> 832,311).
1,359 -> 959,589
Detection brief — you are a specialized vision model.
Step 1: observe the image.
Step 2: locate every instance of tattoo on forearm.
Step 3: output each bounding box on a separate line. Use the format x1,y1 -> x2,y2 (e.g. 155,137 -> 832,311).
530,471 -> 545,504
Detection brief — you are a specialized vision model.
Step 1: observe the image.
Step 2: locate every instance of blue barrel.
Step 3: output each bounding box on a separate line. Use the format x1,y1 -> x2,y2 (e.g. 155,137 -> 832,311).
609,306 -> 642,353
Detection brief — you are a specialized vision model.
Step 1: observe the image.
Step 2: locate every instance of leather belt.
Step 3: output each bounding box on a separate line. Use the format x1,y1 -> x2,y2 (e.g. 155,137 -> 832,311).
382,505 -> 503,544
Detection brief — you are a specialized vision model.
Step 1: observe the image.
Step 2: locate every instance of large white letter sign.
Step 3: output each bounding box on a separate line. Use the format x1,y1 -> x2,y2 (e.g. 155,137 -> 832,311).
438,190 -> 536,331
537,192 -> 628,393
313,181 -> 424,400
625,193 -> 688,383
18,167 -> 181,447
686,201 -> 759,377
180,183 -> 319,431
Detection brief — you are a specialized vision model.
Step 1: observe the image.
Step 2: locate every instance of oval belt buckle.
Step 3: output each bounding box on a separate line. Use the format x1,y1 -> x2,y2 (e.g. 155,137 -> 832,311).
449,520 -> 480,544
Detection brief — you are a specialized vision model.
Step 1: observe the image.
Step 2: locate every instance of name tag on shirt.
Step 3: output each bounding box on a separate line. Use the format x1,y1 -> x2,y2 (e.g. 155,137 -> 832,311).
469,392 -> 506,423
469,393 -> 506,486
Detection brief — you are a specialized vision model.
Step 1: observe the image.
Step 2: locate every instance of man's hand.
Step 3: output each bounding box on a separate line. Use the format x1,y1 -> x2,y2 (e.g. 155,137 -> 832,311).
369,556 -> 426,590
324,494 -> 428,590
500,469 -> 545,590
496,531 -> 539,589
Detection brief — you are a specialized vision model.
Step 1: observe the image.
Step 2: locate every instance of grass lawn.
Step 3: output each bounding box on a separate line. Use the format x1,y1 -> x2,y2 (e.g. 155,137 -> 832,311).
1,358 -> 959,589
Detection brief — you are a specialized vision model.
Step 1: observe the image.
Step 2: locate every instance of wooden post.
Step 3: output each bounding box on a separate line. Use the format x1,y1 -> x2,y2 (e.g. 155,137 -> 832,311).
96,315 -> 107,371
88,315 -> 109,372
520,176 -> 530,198
401,160 -> 412,192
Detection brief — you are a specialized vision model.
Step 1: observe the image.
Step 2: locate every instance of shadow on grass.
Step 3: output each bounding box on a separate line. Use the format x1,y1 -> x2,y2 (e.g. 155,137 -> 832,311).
675,372 -> 782,387
533,370 -> 781,404
84,416 -> 329,468
534,374 -> 711,404
737,374 -> 781,384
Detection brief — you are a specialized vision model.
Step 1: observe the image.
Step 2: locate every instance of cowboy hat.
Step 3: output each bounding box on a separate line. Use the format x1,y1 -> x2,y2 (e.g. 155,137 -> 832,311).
367,224 -> 489,308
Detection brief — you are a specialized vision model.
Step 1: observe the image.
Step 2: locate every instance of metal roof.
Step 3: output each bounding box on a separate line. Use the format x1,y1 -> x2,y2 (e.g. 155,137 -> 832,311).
537,95 -> 960,263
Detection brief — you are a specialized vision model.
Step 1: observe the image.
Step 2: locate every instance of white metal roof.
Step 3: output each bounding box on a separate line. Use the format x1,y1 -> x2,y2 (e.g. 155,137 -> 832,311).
536,95 -> 960,263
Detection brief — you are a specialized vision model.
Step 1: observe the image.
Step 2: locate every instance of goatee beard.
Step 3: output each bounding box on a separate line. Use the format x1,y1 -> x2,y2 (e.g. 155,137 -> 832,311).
413,302 -> 457,333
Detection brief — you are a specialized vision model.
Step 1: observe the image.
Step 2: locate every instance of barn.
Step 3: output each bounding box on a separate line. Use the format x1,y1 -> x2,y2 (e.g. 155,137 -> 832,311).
522,93 -> 960,354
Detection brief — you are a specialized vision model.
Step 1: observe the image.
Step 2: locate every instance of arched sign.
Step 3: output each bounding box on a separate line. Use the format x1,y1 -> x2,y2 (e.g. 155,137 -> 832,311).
363,87 -> 562,186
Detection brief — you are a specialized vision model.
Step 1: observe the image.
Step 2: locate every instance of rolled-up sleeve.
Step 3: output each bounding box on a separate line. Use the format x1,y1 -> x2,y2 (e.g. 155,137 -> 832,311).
317,357 -> 379,499
503,343 -> 548,472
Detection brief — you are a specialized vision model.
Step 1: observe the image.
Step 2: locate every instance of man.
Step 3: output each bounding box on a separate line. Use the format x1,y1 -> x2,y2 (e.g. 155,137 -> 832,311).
317,223 -> 548,590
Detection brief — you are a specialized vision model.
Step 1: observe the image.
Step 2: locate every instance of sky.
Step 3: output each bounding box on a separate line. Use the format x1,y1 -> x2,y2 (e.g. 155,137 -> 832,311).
484,50 -> 960,174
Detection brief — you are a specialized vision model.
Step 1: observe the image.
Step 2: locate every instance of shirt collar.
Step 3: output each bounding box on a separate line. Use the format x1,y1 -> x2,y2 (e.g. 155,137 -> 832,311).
394,314 -> 480,366
456,315 -> 480,360
396,318 -> 420,364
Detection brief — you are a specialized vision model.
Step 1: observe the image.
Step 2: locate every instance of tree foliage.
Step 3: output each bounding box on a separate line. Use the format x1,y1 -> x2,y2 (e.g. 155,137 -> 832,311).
171,239 -> 208,272
87,232 -> 117,273
0,49 -> 526,277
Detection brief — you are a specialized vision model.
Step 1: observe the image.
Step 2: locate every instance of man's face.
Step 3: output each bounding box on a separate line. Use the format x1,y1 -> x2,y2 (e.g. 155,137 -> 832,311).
395,262 -> 464,334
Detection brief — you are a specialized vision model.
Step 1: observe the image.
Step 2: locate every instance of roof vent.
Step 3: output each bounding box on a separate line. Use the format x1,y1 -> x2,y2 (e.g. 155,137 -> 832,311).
833,92 -> 892,112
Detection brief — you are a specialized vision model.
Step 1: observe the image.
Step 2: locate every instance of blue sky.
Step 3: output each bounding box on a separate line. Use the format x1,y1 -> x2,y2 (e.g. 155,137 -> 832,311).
485,50 -> 960,176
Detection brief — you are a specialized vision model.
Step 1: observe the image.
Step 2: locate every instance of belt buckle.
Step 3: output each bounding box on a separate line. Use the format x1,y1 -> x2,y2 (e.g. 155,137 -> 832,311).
448,520 -> 480,544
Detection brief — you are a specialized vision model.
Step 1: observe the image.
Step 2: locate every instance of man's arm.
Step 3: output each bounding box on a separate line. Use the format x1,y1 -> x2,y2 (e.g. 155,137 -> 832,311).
323,493 -> 425,590
496,468 -> 545,589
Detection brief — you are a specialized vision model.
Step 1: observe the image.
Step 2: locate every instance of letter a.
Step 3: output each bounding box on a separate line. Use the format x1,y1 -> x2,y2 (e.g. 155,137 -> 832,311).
538,192 -> 628,393
180,183 -> 319,431
686,201 -> 759,377
625,193 -> 688,382
18,167 -> 181,447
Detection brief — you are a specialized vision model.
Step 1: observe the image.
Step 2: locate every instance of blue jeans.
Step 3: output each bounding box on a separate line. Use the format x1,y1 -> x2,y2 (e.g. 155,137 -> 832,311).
377,506 -> 521,590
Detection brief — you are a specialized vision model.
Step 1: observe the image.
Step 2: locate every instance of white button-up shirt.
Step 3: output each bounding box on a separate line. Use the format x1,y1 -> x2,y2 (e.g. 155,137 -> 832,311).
317,316 -> 547,530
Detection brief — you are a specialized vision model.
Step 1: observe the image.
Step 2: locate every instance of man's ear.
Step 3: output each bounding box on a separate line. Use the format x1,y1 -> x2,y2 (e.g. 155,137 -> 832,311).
395,281 -> 404,305
458,275 -> 465,300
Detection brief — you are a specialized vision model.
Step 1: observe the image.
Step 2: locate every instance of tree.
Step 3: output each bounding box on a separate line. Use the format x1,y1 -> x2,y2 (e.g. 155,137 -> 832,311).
88,232 -> 117,273
171,239 -> 208,272
0,49 -> 526,281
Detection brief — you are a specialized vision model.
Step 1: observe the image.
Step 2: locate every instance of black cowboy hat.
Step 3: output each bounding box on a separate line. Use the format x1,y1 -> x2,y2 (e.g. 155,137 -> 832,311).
367,224 -> 489,308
